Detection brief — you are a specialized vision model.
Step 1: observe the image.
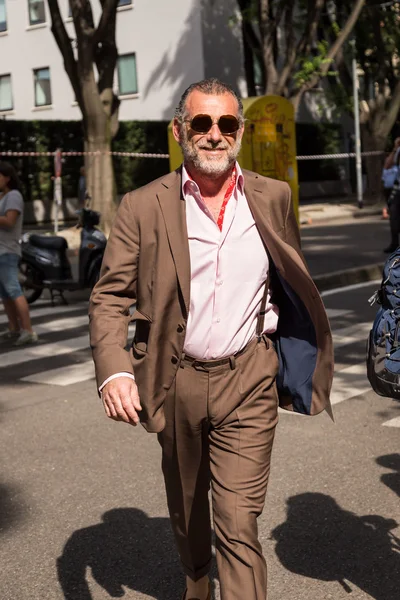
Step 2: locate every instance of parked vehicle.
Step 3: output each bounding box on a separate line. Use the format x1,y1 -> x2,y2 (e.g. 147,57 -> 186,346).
19,208 -> 106,304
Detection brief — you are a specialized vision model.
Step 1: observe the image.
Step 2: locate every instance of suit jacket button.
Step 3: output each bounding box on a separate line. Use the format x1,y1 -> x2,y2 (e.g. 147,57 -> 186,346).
171,355 -> 179,364
177,324 -> 184,333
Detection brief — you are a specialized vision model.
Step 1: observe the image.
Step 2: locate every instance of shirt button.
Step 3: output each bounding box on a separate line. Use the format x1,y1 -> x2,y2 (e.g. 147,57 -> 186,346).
217,318 -> 221,323
219,280 -> 223,286
212,354 -> 217,359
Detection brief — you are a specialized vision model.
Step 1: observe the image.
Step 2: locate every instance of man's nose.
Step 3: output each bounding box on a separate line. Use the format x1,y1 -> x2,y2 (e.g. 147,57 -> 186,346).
207,123 -> 223,142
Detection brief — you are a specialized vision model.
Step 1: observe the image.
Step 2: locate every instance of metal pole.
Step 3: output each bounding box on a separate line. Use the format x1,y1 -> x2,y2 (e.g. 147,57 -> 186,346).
53,149 -> 62,233
352,44 -> 363,209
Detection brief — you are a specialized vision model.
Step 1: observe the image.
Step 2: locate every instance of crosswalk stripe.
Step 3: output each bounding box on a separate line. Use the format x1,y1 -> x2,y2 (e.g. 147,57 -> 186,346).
0,301 -> 88,325
330,363 -> 370,405
0,297 -> 374,401
1,335 -> 90,368
382,417 -> 400,428
332,322 -> 371,349
34,315 -> 89,334
325,308 -> 354,319
20,360 -> 95,386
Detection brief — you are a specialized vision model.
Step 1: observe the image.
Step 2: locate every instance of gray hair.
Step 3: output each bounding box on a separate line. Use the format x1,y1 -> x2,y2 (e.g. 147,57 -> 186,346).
175,78 -> 244,124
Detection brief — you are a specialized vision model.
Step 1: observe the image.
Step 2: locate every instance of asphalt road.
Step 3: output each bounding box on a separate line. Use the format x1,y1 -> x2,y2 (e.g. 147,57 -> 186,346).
0,280 -> 399,600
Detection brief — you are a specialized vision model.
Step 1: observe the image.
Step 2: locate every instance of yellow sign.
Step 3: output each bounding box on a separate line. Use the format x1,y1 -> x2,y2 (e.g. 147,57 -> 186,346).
238,95 -> 298,219
168,94 -> 299,219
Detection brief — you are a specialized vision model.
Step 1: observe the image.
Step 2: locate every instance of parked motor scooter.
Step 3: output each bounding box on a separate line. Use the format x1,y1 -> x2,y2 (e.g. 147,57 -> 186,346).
19,208 -> 107,305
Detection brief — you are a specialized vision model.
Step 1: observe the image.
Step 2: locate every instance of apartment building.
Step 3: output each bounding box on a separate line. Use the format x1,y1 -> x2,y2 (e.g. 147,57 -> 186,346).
0,0 -> 245,122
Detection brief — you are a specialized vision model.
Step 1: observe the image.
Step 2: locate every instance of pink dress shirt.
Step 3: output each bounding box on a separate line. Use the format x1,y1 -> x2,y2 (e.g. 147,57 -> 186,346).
182,162 -> 278,360
99,162 -> 279,390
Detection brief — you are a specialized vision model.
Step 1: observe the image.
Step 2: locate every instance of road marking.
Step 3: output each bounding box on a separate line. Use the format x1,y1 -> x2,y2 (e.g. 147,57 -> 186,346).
20,360 -> 95,386
0,301 -> 88,325
1,335 -> 91,368
321,280 -> 381,298
330,363 -> 370,405
332,322 -> 371,349
382,416 -> 400,428
34,315 -> 89,334
1,325 -> 134,369
326,308 -> 354,319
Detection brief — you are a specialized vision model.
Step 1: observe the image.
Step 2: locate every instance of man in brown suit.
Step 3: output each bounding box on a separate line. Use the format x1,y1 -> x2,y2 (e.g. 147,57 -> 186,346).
89,78 -> 333,600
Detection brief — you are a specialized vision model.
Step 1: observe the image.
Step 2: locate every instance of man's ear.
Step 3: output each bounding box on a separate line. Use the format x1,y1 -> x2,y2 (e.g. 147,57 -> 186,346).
172,118 -> 182,144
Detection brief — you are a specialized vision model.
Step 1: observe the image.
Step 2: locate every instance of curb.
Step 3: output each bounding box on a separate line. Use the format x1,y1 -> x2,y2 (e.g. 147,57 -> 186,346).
313,262 -> 384,292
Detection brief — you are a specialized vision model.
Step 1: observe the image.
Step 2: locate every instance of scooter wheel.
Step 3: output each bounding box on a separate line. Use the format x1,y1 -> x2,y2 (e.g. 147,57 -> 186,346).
18,260 -> 44,304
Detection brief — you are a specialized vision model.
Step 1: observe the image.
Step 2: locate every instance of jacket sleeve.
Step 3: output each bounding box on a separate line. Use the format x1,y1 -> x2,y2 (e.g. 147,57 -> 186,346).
89,193 -> 139,388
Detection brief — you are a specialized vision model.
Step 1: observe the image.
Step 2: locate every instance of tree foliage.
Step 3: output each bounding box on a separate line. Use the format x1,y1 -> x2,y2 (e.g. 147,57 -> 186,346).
320,0 -> 400,196
236,0 -> 365,112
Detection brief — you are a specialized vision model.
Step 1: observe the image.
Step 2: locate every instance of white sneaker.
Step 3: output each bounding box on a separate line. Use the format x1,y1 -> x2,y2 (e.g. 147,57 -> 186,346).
0,329 -> 20,342
13,330 -> 39,346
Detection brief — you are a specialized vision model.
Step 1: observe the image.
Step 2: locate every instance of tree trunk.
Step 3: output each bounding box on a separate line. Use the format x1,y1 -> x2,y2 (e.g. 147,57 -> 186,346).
84,133 -> 116,236
361,127 -> 386,204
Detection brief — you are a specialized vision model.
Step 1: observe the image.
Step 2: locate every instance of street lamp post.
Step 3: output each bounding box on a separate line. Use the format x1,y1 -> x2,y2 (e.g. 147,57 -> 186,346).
351,38 -> 363,209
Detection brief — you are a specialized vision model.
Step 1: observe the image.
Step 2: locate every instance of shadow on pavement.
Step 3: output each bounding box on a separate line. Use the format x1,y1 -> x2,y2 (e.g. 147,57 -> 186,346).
271,493 -> 400,600
57,508 -> 183,599
0,482 -> 25,533
377,454 -> 400,498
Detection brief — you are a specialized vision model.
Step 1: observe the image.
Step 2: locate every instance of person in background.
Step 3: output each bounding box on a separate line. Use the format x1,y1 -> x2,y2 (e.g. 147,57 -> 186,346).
383,138 -> 400,252
78,166 -> 86,208
0,162 -> 38,345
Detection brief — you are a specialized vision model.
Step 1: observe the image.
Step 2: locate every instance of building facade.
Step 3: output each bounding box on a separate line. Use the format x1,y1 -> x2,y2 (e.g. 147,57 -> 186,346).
0,0 -> 245,122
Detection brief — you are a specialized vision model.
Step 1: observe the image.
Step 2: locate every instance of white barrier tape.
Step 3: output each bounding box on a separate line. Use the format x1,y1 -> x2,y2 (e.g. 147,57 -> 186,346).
297,151 -> 384,160
0,150 -> 384,160
0,150 -> 170,158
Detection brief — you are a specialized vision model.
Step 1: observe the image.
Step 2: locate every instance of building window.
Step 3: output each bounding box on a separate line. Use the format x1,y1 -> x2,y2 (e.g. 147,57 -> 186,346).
0,74 -> 13,111
0,0 -> 7,32
118,0 -> 132,6
28,0 -> 46,26
34,68 -> 52,106
118,54 -> 138,96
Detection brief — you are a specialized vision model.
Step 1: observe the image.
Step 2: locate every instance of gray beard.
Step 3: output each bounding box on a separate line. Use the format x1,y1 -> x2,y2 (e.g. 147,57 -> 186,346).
180,134 -> 242,179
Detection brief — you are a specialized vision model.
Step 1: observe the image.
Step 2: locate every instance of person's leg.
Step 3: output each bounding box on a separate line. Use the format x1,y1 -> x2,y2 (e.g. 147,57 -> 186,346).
386,190 -> 399,252
0,254 -> 38,344
382,188 -> 390,219
0,254 -> 20,335
209,338 -> 279,600
158,363 -> 212,599
13,294 -> 34,332
2,298 -> 19,331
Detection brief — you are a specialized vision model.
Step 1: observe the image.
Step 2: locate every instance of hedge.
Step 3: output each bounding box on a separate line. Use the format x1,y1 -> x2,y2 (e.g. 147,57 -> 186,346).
0,118 -> 349,208
0,119 -> 170,204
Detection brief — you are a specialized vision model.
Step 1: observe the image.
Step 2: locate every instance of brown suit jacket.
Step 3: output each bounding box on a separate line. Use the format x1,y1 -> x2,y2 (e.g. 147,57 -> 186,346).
89,168 -> 334,432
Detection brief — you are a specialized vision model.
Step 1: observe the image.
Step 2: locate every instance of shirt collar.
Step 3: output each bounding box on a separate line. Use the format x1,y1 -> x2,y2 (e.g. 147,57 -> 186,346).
182,161 -> 244,197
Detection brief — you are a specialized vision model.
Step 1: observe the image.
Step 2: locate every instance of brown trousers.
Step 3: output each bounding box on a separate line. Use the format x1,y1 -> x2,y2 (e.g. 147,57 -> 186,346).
158,336 -> 279,600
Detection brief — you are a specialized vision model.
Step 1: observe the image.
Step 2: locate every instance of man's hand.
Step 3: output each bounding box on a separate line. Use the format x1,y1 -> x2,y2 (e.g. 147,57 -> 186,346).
100,377 -> 142,426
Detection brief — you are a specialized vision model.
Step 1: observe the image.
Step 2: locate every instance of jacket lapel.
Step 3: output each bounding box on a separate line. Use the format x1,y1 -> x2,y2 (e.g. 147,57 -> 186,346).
244,171 -> 308,279
243,172 -> 284,270
156,169 -> 191,316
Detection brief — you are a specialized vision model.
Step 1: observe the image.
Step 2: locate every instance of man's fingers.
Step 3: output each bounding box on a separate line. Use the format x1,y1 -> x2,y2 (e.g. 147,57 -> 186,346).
120,396 -> 140,424
103,393 -> 139,424
102,397 -> 111,418
100,379 -> 141,426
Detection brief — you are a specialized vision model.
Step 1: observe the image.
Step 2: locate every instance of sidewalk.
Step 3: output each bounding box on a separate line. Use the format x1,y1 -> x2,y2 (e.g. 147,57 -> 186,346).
300,200 -> 389,291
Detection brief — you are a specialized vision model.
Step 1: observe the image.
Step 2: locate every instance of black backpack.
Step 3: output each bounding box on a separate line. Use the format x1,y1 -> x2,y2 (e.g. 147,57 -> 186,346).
367,248 -> 400,399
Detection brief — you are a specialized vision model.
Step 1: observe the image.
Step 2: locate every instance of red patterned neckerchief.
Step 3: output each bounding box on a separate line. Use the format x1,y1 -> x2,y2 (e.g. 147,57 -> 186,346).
216,167 -> 237,231
187,166 -> 237,231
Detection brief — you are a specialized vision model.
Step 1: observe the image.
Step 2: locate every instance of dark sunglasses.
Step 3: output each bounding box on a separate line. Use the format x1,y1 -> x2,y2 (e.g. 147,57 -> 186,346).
184,114 -> 241,135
